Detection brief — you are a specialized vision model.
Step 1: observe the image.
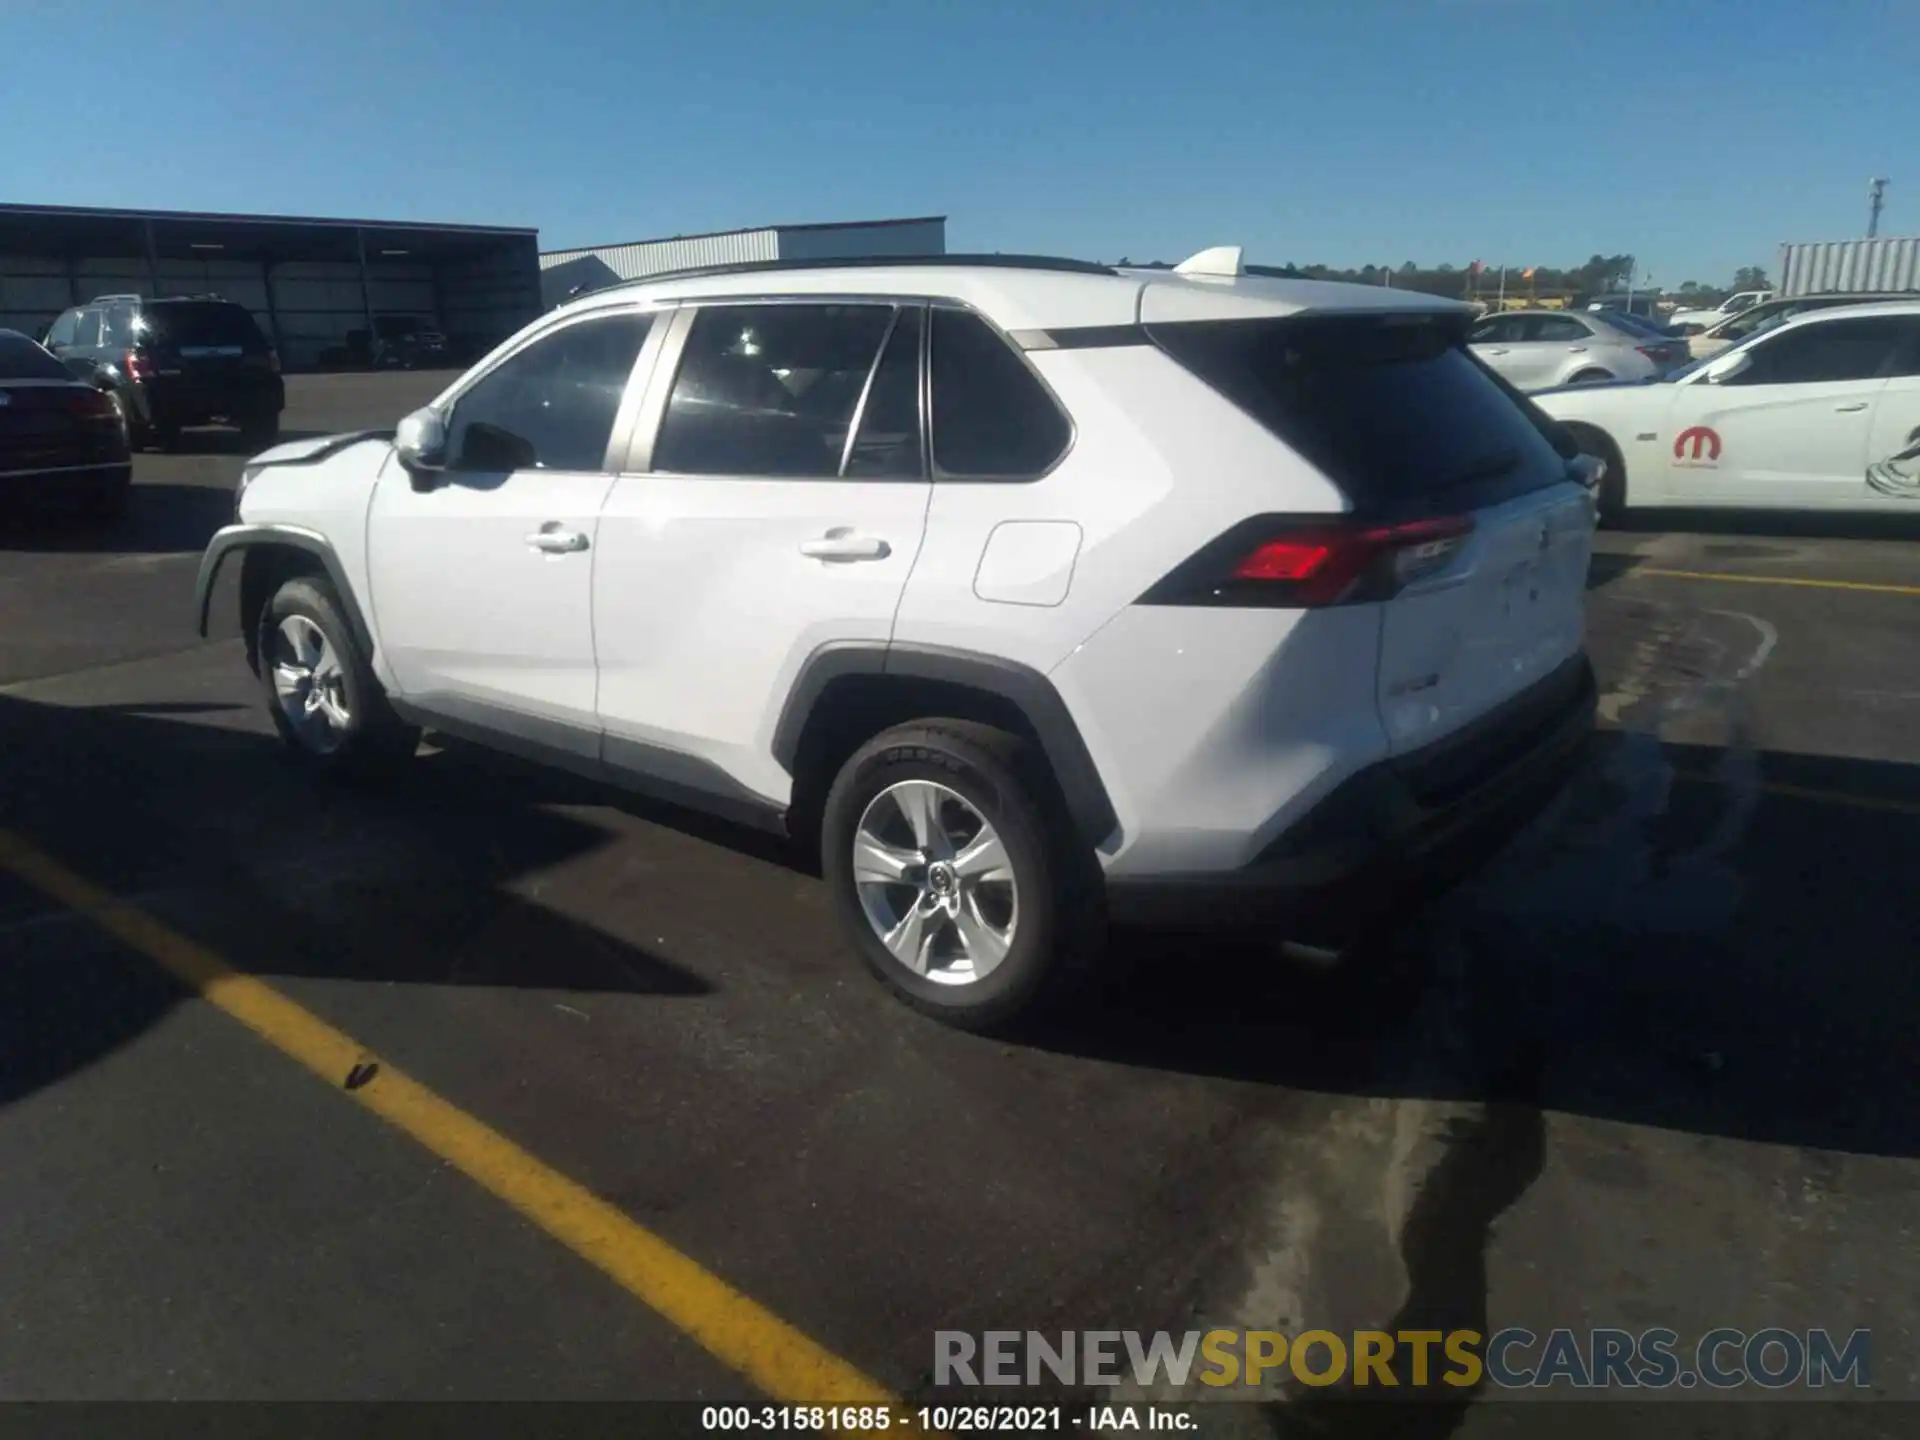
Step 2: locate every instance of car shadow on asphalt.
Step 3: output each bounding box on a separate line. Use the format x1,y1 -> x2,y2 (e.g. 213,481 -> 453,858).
0,693 -> 712,1112
1051,734 -> 1920,1162
1607,509 -> 1920,542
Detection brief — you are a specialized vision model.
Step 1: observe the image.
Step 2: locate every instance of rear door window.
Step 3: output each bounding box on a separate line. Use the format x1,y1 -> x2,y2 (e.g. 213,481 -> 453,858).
138,302 -> 267,350
1150,314 -> 1570,510
1525,314 -> 1591,342
45,311 -> 79,348
653,303 -> 896,479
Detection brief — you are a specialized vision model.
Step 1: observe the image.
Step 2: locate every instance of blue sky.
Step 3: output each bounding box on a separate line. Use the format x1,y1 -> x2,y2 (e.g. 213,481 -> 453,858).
3,0 -> 1913,287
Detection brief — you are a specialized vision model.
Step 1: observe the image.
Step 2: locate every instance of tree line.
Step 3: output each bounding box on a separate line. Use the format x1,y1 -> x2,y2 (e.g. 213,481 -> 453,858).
1111,253 -> 1772,304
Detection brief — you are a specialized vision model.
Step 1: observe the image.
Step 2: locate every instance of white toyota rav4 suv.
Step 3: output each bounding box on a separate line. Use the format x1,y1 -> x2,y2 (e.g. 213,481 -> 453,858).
196,248 -> 1600,1031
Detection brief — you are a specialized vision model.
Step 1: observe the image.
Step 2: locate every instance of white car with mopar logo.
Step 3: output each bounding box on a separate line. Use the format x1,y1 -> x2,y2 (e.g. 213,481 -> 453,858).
1536,300 -> 1920,520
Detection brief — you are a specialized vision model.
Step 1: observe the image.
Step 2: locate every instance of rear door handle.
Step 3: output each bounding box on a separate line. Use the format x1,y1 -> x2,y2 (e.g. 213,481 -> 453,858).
525,523 -> 589,554
799,530 -> 891,562
1834,401 -> 1870,413
1568,346 -> 1588,353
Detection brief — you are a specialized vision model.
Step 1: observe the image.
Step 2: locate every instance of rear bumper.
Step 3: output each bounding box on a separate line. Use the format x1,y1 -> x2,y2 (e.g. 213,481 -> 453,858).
0,459 -> 132,509
1104,652 -> 1596,936
134,375 -> 284,426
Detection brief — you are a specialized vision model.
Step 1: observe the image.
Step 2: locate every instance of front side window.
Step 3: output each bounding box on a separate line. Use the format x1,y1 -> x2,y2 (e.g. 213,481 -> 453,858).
71,310 -> 103,348
1728,316 -> 1909,386
929,307 -> 1070,478
447,310 -> 653,473
45,310 -> 79,348
653,303 -> 896,478
1719,304 -> 1788,342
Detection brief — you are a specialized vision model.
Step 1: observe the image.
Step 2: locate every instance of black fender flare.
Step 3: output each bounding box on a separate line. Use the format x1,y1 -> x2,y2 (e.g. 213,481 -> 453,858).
772,641 -> 1119,849
194,523 -> 376,660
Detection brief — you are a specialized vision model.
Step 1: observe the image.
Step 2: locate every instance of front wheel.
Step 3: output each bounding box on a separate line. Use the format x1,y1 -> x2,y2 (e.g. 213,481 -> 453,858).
257,574 -> 419,780
821,721 -> 1104,1033
1568,369 -> 1615,386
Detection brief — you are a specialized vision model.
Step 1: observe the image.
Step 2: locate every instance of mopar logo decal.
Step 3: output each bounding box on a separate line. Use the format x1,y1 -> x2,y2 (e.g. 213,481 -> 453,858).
1673,426 -> 1722,464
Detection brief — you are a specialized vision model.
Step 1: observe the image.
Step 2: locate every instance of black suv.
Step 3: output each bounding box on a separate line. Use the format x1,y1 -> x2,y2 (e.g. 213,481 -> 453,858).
43,294 -> 283,451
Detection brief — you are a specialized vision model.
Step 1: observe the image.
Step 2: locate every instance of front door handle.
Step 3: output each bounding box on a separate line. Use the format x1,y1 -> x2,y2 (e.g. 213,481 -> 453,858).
799,530 -> 891,562
1834,401 -> 1870,413
525,523 -> 589,554
1568,345 -> 1588,353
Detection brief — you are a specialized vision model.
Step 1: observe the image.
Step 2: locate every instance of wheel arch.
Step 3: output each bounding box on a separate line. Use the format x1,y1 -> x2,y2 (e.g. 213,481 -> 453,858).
774,643 -> 1120,852
1560,420 -> 1629,513
196,524 -> 376,673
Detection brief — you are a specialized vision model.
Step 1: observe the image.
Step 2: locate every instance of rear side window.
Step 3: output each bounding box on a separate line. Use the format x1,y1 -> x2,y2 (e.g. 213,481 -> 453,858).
137,302 -> 267,350
1150,315 -> 1570,508
0,332 -> 72,380
929,308 -> 1070,478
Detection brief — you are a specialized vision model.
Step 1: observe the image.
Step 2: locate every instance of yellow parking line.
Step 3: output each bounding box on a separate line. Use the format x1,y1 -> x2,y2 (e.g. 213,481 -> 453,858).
1632,566 -> 1920,597
1672,772 -> 1920,818
0,827 -> 898,1413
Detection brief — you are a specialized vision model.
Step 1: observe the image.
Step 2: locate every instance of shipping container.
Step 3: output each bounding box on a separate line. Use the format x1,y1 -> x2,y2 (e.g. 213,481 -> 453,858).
1777,237 -> 1920,298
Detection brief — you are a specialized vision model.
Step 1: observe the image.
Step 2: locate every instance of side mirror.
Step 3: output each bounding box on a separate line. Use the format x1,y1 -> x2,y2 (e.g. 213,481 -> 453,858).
1703,351 -> 1753,385
394,407 -> 449,488
1569,454 -> 1606,493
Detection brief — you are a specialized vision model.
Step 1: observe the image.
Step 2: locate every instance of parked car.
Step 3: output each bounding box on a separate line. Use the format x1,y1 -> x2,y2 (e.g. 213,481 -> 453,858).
1586,308 -> 1691,366
1669,289 -> 1773,332
194,249 -> 1598,1031
1584,294 -> 1666,321
1538,300 -> 1920,520
1469,307 -> 1672,390
42,294 -> 283,451
0,327 -> 133,522
1684,292 -> 1916,361
370,315 -> 451,370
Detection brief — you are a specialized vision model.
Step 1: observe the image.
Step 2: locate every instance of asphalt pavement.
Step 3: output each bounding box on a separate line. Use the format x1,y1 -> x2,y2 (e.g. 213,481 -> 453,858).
3,375 -> 1918,1428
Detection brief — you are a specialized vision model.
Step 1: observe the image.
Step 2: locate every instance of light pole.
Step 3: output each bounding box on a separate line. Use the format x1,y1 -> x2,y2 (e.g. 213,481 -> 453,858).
1869,178 -> 1889,239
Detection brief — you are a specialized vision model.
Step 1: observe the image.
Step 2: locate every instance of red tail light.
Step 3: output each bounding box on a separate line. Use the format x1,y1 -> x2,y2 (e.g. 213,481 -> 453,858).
62,387 -> 120,421
1145,514 -> 1475,609
124,349 -> 155,382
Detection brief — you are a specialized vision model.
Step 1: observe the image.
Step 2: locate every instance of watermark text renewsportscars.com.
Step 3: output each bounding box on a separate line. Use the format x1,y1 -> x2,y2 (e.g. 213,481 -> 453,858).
934,1328 -> 1872,1391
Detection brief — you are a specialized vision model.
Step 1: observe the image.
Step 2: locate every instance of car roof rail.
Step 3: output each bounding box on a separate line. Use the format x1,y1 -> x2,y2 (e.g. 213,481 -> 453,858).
89,293 -> 144,304
598,252 -> 1119,292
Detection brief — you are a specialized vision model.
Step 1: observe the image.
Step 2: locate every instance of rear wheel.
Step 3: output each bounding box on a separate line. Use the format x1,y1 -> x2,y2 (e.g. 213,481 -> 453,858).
257,575 -> 419,780
1568,369 -> 1614,386
821,721 -> 1104,1033
82,468 -> 131,527
1566,424 -> 1627,525
151,421 -> 182,452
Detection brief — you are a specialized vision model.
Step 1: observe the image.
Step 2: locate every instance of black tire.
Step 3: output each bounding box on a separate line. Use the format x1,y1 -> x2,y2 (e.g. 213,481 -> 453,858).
1567,424 -> 1627,526
256,574 -> 419,781
82,469 -> 131,527
821,721 -> 1104,1033
239,412 -> 280,451
1568,369 -> 1614,386
152,421 -> 182,452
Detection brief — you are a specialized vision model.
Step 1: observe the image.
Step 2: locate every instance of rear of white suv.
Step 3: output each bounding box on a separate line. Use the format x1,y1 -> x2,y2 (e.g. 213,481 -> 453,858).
199,253 -> 1597,1033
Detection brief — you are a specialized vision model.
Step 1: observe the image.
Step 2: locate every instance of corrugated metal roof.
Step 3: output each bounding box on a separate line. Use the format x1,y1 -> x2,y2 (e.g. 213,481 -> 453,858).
0,201 -> 534,236
540,228 -> 780,278
1778,237 -> 1920,297
541,215 -> 945,263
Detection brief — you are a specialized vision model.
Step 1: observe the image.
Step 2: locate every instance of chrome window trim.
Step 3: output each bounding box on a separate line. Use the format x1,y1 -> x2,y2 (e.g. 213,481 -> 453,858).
619,305 -> 696,474
837,305 -> 901,478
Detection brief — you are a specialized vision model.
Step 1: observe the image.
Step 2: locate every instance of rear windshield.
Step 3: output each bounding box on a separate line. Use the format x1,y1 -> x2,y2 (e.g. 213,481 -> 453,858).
1149,314 -> 1572,509
137,302 -> 266,349
0,332 -> 73,381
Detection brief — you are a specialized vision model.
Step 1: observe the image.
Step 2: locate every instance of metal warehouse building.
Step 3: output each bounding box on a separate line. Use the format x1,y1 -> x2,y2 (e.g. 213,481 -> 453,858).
538,216 -> 946,308
0,202 -> 543,371
1777,236 -> 1920,297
